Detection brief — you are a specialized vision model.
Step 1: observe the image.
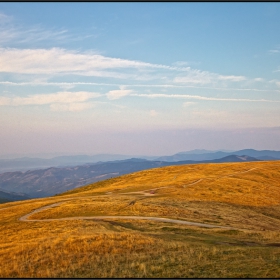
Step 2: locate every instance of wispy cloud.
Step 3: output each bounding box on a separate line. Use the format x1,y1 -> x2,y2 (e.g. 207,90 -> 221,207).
0,12 -> 95,47
174,69 -> 246,85
0,91 -> 100,106
106,86 -> 133,100
254,78 -> 264,82
0,18 -> 69,45
268,45 -> 280,54
217,75 -> 246,82
0,12 -> 12,24
0,47 -> 251,89
0,78 -> 280,96
269,79 -> 280,87
269,49 -> 279,54
2,80 -> 278,93
0,47 -> 178,75
129,93 -> 280,103
172,61 -> 190,67
183,102 -> 196,107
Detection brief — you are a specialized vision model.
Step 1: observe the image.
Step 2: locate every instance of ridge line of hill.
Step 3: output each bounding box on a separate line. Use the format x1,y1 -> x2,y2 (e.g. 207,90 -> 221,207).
0,154 -> 262,202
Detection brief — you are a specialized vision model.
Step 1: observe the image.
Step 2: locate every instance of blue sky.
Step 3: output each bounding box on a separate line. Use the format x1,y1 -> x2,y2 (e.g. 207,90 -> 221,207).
0,3 -> 280,157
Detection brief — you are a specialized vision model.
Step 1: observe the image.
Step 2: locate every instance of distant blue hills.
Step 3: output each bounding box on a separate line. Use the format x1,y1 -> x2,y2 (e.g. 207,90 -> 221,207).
0,149 -> 279,174
0,149 -> 279,202
155,149 -> 280,162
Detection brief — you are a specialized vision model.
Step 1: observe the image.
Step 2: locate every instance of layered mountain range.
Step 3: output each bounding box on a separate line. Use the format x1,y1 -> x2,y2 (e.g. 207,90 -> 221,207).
0,150 -> 273,202
1,149 -> 279,174
156,149 -> 280,162
0,149 -> 279,202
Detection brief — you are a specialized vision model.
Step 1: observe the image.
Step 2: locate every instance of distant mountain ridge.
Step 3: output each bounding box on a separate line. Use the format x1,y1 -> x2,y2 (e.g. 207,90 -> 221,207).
155,149 -> 280,162
208,155 -> 260,163
0,189 -> 30,203
0,149 -> 279,174
0,154 -> 152,173
0,154 -> 262,201
177,149 -> 235,155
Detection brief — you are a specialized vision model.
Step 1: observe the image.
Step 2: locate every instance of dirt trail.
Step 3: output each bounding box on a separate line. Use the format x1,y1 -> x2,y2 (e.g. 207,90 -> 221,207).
19,200 -> 237,229
2,165 -> 267,231
19,202 -> 63,221
121,167 -> 259,194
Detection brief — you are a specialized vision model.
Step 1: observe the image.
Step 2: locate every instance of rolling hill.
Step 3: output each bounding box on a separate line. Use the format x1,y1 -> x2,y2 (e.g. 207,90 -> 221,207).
0,160 -> 279,278
0,155 -> 260,199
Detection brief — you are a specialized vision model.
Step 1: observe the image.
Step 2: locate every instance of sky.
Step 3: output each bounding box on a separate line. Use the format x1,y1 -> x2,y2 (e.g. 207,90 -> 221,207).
0,3 -> 280,158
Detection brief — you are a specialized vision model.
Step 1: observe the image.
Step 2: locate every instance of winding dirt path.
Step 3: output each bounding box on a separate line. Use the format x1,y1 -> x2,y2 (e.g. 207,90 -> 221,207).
19,200 -> 237,229
2,165 -> 264,230
123,167 -> 258,194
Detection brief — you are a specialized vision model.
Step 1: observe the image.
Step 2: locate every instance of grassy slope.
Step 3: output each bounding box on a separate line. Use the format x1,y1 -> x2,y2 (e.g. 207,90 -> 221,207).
0,160 -> 280,277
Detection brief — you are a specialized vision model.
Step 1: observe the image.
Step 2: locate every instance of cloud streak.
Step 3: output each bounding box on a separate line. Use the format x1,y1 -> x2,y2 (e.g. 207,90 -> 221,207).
174,69 -> 246,85
0,47 -> 176,75
129,93 -> 280,103
0,11 -> 95,47
0,91 -> 100,106
1,81 -> 278,93
0,47 -> 250,88
0,22 -> 69,46
106,86 -> 133,100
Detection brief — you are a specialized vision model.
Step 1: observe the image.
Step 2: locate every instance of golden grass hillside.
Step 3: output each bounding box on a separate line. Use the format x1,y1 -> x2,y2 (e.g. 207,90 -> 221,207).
0,160 -> 280,278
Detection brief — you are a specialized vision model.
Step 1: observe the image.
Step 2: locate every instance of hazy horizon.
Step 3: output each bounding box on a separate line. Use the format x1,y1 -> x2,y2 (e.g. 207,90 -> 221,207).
1,3 -> 279,156
0,144 -> 278,160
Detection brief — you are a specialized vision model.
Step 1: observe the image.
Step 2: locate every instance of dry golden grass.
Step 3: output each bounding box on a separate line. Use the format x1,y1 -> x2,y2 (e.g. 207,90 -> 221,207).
64,161 -> 280,206
0,160 -> 280,277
